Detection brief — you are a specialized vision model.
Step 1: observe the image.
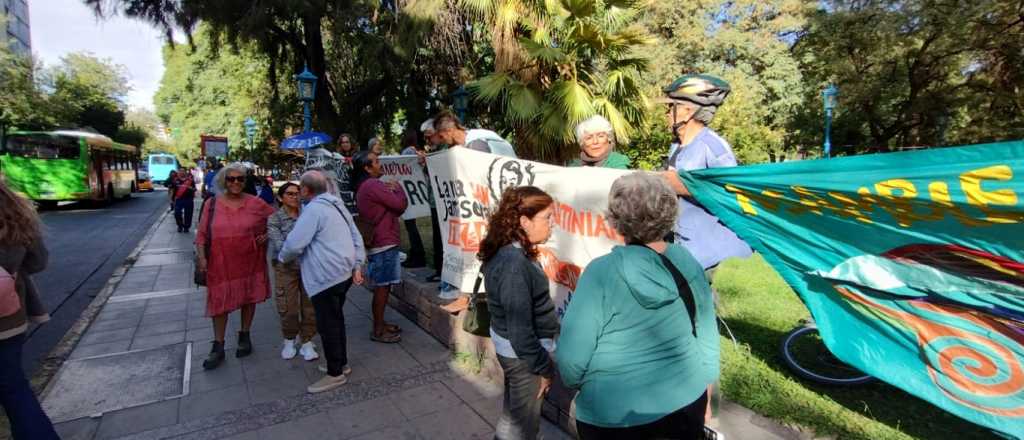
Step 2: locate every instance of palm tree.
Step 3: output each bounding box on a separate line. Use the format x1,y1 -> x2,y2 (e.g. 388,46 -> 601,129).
465,0 -> 652,162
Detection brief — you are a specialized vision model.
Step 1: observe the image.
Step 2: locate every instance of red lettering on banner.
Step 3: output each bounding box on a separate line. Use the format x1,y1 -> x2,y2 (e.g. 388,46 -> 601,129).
551,201 -> 621,241
447,219 -> 488,252
536,247 -> 582,291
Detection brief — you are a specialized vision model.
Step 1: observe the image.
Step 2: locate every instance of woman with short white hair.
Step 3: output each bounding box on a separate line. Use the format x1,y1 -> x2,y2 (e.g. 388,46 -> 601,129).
568,115 -> 631,169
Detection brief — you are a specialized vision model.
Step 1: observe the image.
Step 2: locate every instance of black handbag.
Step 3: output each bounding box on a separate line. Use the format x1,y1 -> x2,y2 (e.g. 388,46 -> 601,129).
194,197 -> 216,286
461,272 -> 490,337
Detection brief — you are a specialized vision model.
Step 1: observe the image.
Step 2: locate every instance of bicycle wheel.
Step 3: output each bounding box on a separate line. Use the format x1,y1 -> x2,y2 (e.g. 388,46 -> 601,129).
780,324 -> 876,386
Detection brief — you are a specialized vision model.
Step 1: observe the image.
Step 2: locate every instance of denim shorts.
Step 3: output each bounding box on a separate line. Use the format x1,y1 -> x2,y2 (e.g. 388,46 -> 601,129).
367,247 -> 402,288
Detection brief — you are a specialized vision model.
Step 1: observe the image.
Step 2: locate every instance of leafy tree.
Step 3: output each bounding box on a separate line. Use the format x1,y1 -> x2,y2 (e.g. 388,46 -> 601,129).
465,0 -> 652,163
45,52 -> 131,136
636,0 -> 812,164
85,0 -> 470,143
794,0 -> 1024,152
0,14 -> 54,134
113,123 -> 148,147
153,27 -> 280,165
0,48 -> 52,134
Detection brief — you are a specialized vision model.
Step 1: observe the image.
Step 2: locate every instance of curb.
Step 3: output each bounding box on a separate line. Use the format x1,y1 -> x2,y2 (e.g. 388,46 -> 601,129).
30,208 -> 172,397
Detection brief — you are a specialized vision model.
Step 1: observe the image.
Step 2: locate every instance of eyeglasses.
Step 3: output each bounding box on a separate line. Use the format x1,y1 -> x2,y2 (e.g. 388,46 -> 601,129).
283,191 -> 300,197
583,132 -> 609,143
225,176 -> 246,183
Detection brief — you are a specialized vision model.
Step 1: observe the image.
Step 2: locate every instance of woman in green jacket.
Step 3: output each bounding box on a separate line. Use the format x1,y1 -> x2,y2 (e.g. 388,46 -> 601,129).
567,115 -> 631,169
556,172 -> 719,439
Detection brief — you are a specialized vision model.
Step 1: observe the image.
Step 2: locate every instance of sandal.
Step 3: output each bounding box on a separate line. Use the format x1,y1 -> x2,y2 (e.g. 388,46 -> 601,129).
384,323 -> 402,333
370,330 -> 401,343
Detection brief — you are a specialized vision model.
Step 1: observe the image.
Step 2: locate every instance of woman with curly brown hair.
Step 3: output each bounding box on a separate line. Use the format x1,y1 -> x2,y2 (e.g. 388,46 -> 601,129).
478,186 -> 559,440
0,180 -> 59,439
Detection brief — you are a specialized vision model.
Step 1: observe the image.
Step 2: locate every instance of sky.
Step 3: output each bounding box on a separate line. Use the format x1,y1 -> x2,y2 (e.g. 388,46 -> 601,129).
30,0 -> 168,111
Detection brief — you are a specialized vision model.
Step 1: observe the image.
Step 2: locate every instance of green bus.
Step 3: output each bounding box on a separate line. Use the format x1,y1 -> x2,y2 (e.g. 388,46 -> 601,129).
0,130 -> 140,208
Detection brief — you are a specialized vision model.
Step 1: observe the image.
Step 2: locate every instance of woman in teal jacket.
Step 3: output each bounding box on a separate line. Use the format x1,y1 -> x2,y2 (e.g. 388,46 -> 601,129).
567,115 -> 631,169
556,172 -> 719,439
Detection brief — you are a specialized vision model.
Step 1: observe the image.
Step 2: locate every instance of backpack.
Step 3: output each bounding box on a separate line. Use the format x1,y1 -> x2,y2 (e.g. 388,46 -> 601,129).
0,265 -> 20,318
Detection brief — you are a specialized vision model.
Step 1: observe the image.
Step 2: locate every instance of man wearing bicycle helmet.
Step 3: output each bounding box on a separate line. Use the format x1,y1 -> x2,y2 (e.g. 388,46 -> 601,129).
659,74 -> 752,271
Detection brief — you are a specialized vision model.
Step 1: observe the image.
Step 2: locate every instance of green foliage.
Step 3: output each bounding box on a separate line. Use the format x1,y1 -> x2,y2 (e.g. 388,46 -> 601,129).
467,0 -> 653,162
631,0 -> 811,164
794,0 -> 1024,153
153,27 -> 277,164
0,40 -> 52,132
0,39 -> 136,139
112,124 -> 148,147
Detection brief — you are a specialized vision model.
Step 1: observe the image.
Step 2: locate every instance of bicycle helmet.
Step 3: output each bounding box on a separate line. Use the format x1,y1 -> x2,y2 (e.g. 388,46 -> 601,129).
661,74 -> 731,106
660,74 -> 731,135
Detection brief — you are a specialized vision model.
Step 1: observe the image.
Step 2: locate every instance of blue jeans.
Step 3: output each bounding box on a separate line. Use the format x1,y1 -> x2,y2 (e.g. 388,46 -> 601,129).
174,198 -> 195,230
0,334 -> 59,440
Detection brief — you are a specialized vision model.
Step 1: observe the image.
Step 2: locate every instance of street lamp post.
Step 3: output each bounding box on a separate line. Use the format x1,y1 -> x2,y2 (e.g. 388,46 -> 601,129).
822,84 -> 838,158
294,65 -> 318,133
244,117 -> 257,163
452,85 -> 469,122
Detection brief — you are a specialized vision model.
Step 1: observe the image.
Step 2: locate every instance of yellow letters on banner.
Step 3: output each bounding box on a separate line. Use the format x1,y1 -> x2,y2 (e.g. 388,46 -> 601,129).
727,165 -> 1021,227
960,165 -> 1023,224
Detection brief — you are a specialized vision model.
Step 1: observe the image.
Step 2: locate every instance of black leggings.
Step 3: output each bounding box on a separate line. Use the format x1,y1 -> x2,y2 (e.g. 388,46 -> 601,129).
576,392 -> 708,440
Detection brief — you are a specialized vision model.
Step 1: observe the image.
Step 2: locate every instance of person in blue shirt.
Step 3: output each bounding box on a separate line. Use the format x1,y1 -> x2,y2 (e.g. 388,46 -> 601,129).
659,74 -> 753,274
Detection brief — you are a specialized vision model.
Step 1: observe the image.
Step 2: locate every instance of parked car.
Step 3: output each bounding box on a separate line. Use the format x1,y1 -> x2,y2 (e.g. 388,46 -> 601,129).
137,170 -> 154,192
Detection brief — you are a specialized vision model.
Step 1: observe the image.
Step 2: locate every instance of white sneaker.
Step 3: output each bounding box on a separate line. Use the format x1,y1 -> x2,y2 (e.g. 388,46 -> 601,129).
280,338 -> 297,360
299,341 -> 319,361
307,373 -> 347,393
318,364 -> 352,375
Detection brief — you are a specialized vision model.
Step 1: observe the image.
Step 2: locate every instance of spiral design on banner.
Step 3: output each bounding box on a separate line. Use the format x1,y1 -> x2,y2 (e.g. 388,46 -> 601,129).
834,286 -> 1024,417
912,301 -> 1024,416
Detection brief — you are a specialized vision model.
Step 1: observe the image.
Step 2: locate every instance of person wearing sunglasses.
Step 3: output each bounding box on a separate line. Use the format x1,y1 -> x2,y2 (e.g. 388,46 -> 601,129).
267,182 -> 319,362
195,163 -> 276,370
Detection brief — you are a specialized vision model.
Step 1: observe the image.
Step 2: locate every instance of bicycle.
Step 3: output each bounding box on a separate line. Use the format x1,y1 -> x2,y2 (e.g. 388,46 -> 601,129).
780,320 -> 876,386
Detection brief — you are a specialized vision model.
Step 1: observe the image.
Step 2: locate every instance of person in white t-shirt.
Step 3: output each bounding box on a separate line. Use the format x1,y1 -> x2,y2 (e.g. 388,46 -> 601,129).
432,111 -> 517,158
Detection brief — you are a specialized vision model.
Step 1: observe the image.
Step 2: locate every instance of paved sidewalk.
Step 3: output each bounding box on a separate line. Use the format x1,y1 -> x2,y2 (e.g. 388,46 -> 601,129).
44,209 -> 570,440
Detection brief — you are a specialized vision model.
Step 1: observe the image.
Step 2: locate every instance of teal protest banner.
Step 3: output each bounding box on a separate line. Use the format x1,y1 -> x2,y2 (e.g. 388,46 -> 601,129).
680,141 -> 1024,437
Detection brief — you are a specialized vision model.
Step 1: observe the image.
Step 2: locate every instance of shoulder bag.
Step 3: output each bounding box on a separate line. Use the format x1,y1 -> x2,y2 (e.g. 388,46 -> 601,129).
461,272 -> 490,337
644,245 -> 698,338
194,197 -> 217,286
0,265 -> 19,317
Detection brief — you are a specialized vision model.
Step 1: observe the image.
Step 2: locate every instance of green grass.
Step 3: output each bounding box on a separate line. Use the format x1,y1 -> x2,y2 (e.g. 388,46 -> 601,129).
399,218 -> 995,439
714,256 -> 996,440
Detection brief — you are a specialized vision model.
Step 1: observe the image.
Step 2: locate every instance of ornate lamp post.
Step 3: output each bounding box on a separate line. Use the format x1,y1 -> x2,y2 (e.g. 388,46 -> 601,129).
295,65 -> 318,133
243,117 -> 257,162
452,85 -> 469,122
822,84 -> 838,158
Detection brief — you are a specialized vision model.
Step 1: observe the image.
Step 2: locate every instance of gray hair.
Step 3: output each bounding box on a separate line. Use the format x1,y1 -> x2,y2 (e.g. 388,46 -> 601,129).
367,137 -> 381,151
574,115 -> 616,147
214,162 -> 249,193
607,172 -> 678,244
680,101 -> 717,125
300,170 -> 328,195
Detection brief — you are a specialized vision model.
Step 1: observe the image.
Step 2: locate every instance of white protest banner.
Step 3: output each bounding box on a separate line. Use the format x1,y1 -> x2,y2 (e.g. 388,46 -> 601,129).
379,155 -> 431,220
426,148 -> 631,317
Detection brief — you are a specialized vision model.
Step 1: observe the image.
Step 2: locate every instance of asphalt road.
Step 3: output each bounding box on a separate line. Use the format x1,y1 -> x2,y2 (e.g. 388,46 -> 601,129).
22,190 -> 168,375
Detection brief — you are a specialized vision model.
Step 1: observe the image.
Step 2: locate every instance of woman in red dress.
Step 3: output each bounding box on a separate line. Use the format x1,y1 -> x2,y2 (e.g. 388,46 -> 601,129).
195,163 -> 276,370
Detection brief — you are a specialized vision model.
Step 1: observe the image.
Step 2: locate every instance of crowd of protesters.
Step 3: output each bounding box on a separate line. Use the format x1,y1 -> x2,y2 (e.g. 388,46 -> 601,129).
0,72 -> 746,440
193,73 -> 743,438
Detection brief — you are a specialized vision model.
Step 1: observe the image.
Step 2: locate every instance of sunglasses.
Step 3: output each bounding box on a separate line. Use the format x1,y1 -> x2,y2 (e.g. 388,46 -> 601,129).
225,176 -> 246,183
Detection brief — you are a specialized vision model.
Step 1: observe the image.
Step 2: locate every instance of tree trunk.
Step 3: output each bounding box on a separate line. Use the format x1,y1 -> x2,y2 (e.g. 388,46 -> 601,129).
302,12 -> 339,136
